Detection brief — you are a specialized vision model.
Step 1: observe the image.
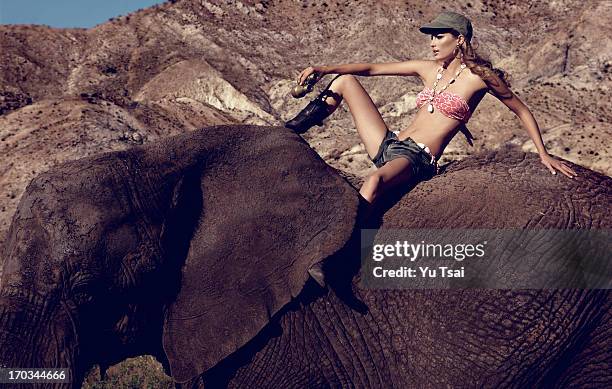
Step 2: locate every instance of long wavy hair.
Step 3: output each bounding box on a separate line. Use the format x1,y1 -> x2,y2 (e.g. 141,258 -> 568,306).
453,33 -> 513,99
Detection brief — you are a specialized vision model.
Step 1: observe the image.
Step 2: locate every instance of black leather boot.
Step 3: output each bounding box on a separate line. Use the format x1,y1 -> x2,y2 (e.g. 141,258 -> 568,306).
285,89 -> 334,134
285,74 -> 341,134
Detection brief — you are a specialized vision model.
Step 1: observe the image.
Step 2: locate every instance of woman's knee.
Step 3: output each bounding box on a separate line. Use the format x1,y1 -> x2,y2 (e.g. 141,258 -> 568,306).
337,74 -> 357,82
331,74 -> 357,91
369,170 -> 383,181
363,173 -> 383,191
360,173 -> 383,202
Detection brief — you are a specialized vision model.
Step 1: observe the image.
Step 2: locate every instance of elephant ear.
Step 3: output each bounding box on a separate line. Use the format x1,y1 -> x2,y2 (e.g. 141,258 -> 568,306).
162,126 -> 360,383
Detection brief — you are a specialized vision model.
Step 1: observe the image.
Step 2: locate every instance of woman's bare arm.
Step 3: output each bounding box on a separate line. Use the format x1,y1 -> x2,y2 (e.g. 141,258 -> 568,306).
297,60 -> 429,85
320,63 -> 373,76
369,60 -> 431,77
323,60 -> 429,77
489,78 -> 577,178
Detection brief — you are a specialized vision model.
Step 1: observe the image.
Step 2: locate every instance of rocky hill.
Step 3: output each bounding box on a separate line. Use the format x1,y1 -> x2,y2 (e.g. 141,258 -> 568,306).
1,0 -> 611,245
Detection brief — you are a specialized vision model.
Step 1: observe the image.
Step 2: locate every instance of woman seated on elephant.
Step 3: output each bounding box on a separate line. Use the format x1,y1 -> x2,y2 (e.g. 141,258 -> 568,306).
285,11 -> 577,205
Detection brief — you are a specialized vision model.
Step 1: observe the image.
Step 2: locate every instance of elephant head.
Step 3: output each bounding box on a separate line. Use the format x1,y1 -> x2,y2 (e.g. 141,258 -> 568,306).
0,125 -> 360,387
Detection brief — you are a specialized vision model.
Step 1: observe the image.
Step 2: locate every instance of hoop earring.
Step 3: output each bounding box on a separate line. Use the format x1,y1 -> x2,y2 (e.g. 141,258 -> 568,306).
455,44 -> 465,61
454,45 -> 461,59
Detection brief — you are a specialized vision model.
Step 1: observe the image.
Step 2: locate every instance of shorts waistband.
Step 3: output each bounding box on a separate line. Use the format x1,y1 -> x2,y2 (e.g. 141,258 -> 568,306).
392,131 -> 438,167
415,141 -> 438,166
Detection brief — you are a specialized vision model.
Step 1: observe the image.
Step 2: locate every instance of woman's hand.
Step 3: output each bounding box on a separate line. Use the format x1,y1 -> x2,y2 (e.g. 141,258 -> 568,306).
540,153 -> 577,178
297,66 -> 326,85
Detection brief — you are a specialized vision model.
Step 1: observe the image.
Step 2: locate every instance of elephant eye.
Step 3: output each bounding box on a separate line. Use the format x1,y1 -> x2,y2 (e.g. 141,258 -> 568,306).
71,291 -> 94,306
68,273 -> 97,305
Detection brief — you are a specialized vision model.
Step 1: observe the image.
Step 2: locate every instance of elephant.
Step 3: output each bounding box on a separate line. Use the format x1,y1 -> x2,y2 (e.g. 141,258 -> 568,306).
0,125 -> 359,388
1,125 -> 610,388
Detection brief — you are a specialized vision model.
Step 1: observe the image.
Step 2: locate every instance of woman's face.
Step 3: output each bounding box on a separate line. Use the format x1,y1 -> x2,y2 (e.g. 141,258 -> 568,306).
430,32 -> 459,61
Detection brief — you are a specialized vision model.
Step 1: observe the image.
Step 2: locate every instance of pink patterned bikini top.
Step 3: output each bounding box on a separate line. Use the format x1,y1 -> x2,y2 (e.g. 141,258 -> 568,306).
415,87 -> 472,123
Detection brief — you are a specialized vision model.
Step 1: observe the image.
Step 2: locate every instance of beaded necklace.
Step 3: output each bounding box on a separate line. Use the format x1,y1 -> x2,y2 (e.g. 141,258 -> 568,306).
427,62 -> 467,113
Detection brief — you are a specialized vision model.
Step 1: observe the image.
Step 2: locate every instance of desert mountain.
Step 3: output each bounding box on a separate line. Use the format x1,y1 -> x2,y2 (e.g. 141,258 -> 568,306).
1,0 -> 611,257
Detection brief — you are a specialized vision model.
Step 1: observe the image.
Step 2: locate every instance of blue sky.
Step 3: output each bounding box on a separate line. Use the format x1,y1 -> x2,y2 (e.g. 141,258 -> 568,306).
0,0 -> 166,28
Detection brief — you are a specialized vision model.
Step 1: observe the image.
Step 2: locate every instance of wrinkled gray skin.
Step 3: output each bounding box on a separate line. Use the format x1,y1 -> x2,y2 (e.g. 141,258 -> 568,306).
197,289 -> 610,388
1,130 -> 610,389
0,125 -> 359,388
185,148 -> 612,388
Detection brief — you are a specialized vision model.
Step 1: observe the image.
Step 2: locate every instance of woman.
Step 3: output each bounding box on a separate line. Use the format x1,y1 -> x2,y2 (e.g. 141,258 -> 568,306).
286,11 -> 577,205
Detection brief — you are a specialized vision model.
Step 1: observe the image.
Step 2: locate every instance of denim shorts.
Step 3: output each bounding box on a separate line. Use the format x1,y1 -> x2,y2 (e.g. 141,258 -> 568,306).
370,130 -> 438,181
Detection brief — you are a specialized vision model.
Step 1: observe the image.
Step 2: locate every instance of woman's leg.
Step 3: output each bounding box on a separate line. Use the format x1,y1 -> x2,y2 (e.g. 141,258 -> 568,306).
321,75 -> 389,158
320,75 -> 416,203
359,157 -> 415,203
